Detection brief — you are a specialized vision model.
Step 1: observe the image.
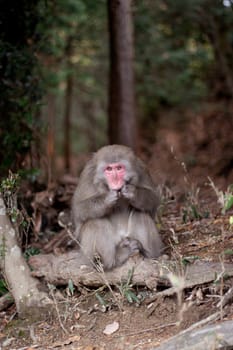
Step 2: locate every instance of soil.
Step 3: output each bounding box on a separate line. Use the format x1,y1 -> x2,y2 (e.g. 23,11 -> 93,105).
1,103 -> 233,350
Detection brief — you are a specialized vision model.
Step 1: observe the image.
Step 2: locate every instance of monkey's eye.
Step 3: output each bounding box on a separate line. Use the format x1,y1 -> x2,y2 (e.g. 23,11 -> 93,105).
106,166 -> 112,172
116,165 -> 122,171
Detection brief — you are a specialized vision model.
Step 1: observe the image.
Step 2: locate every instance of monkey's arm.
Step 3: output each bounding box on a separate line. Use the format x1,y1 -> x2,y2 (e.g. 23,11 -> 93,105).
122,159 -> 160,216
121,184 -> 159,216
72,189 -> 118,223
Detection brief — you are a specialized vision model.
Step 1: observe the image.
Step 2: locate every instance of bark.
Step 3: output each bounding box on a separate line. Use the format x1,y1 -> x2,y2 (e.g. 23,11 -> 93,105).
0,195 -> 52,318
107,0 -> 137,150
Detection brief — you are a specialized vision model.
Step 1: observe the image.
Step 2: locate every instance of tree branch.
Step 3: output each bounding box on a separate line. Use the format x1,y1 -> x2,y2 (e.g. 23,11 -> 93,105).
0,195 -> 52,318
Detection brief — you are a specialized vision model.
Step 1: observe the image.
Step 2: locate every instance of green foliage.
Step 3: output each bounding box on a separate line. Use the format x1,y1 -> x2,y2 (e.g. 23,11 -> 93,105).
95,291 -> 108,308
0,172 -> 20,195
0,1 -> 45,175
24,247 -> 40,261
0,172 -> 20,222
213,271 -> 229,284
67,279 -> 75,296
18,168 -> 41,183
38,0 -> 108,152
117,269 -> 140,305
222,248 -> 233,256
182,204 -> 209,223
135,2 -> 205,110
209,178 -> 233,215
181,186 -> 209,223
222,185 -> 233,214
0,279 -> 8,296
1,0 -> 232,159
1,172 -> 32,239
181,256 -> 199,266
134,0 -> 233,123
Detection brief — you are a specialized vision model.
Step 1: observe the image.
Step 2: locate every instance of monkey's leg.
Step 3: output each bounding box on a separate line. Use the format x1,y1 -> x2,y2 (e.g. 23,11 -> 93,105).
128,212 -> 163,259
79,219 -> 119,270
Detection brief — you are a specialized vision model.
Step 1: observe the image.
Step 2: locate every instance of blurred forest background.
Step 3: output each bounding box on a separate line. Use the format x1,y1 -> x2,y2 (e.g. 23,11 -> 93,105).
0,0 -> 233,184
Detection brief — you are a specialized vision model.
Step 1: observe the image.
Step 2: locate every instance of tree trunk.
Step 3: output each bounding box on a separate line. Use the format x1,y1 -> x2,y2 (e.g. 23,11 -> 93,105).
47,93 -> 56,185
107,0 -> 137,150
0,195 -> 51,318
64,37 -> 73,172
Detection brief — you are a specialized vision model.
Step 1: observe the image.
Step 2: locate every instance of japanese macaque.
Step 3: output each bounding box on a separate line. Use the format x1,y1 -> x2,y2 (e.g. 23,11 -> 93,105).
72,145 -> 163,270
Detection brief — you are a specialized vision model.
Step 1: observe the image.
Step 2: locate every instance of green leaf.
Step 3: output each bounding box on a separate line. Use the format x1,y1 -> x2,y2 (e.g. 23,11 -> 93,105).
124,290 -> 140,304
95,292 -> 107,306
223,249 -> 233,256
0,279 -> 8,296
224,195 -> 233,212
68,279 -> 75,295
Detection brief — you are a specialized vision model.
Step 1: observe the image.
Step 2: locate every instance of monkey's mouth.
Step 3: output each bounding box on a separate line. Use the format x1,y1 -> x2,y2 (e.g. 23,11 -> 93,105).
106,176 -> 125,190
110,182 -> 124,190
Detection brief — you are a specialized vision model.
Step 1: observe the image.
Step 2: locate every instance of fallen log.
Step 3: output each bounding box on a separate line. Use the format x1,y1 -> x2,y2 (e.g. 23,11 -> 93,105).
29,252 -> 168,289
29,251 -> 233,291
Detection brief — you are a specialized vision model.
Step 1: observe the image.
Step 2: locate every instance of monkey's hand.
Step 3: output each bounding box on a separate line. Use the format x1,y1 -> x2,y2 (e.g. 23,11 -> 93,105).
121,184 -> 136,200
105,189 -> 119,206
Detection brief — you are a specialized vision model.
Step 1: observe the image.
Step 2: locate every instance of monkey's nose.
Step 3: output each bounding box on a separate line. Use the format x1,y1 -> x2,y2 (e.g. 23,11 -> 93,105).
112,170 -> 118,179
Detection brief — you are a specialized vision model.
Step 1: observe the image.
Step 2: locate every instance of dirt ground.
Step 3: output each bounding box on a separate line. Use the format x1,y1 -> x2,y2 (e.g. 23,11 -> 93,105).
1,103 -> 233,350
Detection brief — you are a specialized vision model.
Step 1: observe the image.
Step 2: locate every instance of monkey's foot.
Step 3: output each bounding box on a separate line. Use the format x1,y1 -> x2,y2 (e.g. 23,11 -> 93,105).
118,237 -> 141,255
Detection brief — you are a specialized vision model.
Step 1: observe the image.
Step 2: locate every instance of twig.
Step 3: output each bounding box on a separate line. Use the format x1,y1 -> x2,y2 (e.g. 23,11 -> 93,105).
113,322 -> 176,338
16,345 -> 39,350
146,296 -> 164,317
176,310 -> 225,337
49,286 -> 69,334
217,286 -> 233,308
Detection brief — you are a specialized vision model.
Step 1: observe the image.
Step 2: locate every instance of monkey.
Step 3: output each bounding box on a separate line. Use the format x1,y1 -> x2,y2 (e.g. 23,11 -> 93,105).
71,144 -> 163,270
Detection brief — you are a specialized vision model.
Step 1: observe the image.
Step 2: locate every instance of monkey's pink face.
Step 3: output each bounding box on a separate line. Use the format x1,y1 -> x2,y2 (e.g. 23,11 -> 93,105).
104,163 -> 126,190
